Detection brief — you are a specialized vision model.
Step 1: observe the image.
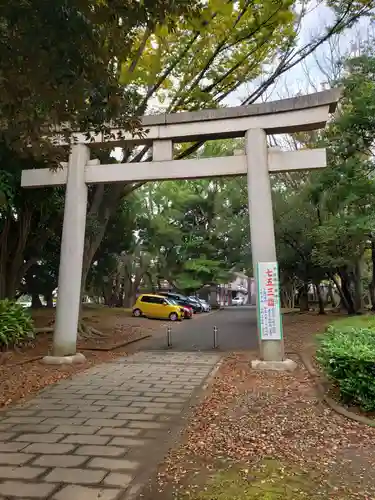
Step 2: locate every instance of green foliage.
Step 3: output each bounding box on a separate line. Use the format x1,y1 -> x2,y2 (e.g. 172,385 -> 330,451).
86,197 -> 140,298
304,53 -> 375,273
0,299 -> 34,348
0,142 -> 65,300
316,324 -> 375,411
87,139 -> 251,302
274,48 -> 375,312
119,0 -> 297,111
0,0 -> 200,158
79,0 -> 369,299
136,158 -> 249,294
1,0 -> 371,307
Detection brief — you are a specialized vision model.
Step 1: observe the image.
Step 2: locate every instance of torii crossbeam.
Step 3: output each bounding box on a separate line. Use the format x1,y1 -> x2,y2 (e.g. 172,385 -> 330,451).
21,88 -> 340,370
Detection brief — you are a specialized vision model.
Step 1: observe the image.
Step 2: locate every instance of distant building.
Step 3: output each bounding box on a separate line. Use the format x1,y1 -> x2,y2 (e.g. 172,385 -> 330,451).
217,271 -> 255,305
148,273 -> 256,307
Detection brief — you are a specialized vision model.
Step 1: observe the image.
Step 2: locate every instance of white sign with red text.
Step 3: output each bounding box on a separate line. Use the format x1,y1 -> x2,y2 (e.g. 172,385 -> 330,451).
256,262 -> 283,340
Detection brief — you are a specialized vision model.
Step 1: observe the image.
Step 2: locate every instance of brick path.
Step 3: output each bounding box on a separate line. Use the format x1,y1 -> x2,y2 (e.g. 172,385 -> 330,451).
0,351 -> 221,499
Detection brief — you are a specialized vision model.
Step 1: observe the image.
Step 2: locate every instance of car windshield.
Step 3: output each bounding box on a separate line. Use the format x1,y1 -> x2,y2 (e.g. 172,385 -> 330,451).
165,298 -> 177,305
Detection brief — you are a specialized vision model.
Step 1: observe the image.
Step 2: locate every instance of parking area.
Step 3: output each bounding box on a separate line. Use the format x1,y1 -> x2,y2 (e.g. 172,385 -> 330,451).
136,306 -> 259,352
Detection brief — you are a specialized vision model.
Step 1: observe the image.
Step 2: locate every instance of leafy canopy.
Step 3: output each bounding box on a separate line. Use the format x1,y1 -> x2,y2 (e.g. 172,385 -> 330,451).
0,0 -> 200,157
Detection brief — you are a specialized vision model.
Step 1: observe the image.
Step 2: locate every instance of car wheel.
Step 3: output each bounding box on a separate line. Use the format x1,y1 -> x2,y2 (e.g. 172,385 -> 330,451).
169,312 -> 178,321
133,308 -> 142,317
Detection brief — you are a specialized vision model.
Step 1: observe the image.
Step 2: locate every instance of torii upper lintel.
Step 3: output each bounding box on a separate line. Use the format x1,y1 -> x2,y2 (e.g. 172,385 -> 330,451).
50,88 -> 341,147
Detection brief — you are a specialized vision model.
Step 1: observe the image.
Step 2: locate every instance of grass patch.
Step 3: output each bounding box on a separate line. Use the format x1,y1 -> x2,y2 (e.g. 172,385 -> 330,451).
82,304 -> 132,314
178,460 -> 325,500
328,314 -> 375,331
85,306 -> 132,316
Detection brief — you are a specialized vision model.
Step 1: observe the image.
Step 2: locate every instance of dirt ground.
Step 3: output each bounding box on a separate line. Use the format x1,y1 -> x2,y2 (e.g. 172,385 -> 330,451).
3,307 -> 375,499
0,306 -> 169,408
141,311 -> 375,500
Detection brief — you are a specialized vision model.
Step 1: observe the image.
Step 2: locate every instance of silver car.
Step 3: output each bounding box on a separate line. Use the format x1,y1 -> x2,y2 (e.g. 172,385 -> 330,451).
190,297 -> 211,312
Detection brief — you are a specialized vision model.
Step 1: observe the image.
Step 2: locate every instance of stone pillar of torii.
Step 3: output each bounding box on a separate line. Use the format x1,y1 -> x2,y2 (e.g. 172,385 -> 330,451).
21,89 -> 340,371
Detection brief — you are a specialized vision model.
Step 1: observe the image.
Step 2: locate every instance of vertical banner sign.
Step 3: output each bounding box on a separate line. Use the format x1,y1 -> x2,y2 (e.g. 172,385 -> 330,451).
256,262 -> 283,340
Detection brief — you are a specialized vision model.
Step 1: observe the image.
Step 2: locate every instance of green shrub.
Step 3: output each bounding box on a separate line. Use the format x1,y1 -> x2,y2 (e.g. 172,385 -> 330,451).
316,325 -> 375,411
0,299 -> 34,348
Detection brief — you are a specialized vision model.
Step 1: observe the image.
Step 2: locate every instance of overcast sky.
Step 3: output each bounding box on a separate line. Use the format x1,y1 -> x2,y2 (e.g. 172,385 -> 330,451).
230,2 -> 374,105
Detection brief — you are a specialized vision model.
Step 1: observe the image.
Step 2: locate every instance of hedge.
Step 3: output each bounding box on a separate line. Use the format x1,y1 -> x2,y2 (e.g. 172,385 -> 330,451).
0,299 -> 35,348
316,325 -> 375,412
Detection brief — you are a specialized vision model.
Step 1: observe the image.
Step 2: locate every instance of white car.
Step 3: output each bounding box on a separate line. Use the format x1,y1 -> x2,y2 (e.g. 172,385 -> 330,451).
232,296 -> 244,305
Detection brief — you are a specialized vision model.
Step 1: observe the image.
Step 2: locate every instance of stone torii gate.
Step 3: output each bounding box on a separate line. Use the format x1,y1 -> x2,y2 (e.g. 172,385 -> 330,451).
21,89 -> 340,370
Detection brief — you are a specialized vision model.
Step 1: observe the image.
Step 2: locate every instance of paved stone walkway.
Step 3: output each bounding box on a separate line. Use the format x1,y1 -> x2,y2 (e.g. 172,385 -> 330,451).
0,351 -> 221,500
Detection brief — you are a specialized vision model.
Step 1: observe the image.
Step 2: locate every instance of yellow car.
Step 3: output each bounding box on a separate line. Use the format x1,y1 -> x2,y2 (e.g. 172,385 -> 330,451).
132,294 -> 184,321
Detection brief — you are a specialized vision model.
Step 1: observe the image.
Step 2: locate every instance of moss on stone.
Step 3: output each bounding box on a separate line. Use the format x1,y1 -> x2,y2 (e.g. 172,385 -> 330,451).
181,459 -> 324,500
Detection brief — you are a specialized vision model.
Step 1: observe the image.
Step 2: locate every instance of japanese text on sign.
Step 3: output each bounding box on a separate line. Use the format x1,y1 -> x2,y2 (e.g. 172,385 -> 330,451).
256,262 -> 283,340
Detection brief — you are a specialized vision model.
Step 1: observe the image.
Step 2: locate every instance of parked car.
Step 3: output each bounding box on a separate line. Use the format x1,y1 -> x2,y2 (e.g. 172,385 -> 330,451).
187,296 -> 207,312
159,292 -> 202,313
198,298 -> 211,312
167,298 -> 193,319
232,296 -> 244,306
189,296 -> 210,312
132,294 -> 184,321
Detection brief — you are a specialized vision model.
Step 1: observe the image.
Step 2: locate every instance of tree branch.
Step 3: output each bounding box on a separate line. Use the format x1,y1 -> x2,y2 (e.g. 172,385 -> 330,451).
138,3 -> 230,111
172,0 -> 256,108
243,3 -> 371,105
127,26 -> 152,76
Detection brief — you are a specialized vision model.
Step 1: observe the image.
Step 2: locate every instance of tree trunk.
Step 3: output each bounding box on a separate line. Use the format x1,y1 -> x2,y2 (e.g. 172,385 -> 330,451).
102,283 -> 113,306
0,208 -> 54,301
327,282 -> 337,308
281,284 -> 294,308
112,273 -> 123,308
369,283 -> 375,312
123,293 -> 136,308
290,285 -> 295,309
314,282 -> 325,315
116,282 -> 125,308
124,273 -> 139,309
31,293 -> 43,308
298,283 -> 309,312
354,257 -> 364,313
0,215 -> 10,299
370,237 -> 375,311
338,269 -> 356,315
81,183 -> 134,299
280,287 -> 287,308
7,209 -> 33,299
330,273 -> 350,312
45,292 -> 54,308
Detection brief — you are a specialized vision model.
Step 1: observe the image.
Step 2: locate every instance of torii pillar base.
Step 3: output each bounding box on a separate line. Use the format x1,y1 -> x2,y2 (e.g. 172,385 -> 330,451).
42,353 -> 86,365
251,358 -> 297,372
